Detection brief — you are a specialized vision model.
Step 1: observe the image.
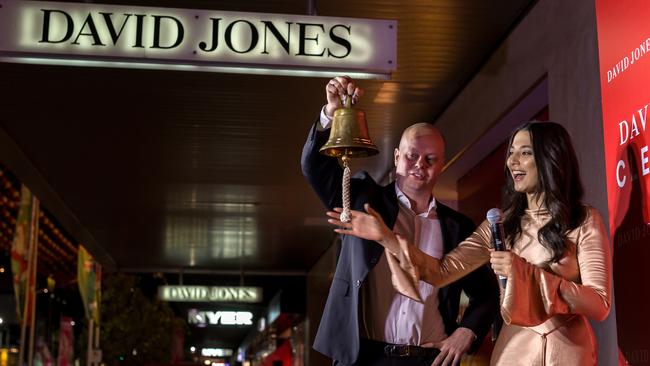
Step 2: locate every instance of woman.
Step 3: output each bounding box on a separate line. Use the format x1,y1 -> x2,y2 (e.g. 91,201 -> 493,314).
327,122 -> 611,365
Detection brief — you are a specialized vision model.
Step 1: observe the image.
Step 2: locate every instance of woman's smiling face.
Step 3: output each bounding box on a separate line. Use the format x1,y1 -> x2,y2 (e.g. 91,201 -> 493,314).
507,130 -> 538,194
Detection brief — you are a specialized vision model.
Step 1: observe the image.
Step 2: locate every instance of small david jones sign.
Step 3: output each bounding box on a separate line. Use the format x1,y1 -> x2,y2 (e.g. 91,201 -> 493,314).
159,286 -> 262,303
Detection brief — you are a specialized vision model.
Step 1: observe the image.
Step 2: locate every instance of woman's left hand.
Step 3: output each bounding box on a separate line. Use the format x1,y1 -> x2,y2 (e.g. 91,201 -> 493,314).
490,251 -> 516,278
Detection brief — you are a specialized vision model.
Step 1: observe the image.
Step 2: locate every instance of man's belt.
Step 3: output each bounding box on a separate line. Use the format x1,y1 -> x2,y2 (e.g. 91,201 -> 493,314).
383,344 -> 440,358
361,338 -> 440,358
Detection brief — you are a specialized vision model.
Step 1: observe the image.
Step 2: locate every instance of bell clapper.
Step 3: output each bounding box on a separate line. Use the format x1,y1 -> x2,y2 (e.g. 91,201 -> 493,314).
340,154 -> 352,223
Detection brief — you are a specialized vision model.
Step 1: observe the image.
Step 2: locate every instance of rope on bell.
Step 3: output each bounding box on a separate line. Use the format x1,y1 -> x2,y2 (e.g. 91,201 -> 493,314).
340,155 -> 351,223
338,93 -> 353,223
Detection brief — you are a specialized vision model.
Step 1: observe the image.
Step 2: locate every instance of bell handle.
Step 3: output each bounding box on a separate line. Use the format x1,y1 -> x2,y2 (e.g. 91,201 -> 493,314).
340,93 -> 354,109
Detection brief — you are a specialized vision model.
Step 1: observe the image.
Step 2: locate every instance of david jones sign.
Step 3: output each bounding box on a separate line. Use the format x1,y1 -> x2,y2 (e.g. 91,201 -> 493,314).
0,0 -> 397,77
159,286 -> 262,303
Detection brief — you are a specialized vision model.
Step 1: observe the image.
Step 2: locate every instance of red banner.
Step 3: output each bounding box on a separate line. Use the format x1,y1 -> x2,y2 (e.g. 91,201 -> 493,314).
595,1 -> 650,363
596,0 -> 650,230
57,317 -> 74,366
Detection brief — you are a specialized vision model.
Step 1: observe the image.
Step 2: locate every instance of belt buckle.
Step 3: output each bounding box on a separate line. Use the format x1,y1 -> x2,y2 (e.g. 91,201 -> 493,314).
385,344 -> 411,357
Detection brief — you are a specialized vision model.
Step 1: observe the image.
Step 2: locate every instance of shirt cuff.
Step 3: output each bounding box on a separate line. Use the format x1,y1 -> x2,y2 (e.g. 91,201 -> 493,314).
318,105 -> 333,131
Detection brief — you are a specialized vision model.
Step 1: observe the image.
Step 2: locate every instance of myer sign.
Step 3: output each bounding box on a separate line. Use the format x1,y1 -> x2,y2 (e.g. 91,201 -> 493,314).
0,0 -> 396,78
188,309 -> 254,326
159,286 -> 261,303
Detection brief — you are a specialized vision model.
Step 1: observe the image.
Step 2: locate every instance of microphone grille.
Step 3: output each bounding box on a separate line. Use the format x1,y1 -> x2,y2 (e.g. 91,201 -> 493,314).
486,208 -> 504,225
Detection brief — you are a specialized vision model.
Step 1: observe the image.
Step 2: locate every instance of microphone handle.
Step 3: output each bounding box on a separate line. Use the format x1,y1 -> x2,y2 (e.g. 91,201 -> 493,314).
490,223 -> 508,288
490,223 -> 506,251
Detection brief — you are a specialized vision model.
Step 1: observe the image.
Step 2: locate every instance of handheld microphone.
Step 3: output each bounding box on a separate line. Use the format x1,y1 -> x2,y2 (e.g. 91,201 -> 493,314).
486,208 -> 507,288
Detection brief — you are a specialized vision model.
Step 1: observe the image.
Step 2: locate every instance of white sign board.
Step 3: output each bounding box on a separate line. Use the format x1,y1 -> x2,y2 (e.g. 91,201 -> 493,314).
0,0 -> 397,78
159,286 -> 262,303
201,348 -> 233,357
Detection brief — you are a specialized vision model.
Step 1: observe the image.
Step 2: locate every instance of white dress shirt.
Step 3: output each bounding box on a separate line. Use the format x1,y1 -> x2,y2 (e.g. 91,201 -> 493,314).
361,185 -> 447,345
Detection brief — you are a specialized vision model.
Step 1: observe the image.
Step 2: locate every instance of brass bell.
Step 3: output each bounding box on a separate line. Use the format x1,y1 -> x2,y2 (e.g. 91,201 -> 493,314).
319,96 -> 379,158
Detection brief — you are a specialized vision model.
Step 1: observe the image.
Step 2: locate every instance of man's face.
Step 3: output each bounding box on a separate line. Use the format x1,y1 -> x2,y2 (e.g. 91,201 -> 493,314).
394,128 -> 445,196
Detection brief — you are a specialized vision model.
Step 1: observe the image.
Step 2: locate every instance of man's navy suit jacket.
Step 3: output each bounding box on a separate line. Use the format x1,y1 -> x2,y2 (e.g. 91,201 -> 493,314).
301,122 -> 499,365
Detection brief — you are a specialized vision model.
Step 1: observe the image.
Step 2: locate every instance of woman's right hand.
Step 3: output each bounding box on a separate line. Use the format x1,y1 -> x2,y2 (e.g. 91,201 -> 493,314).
328,204 -> 426,300
326,203 -> 396,250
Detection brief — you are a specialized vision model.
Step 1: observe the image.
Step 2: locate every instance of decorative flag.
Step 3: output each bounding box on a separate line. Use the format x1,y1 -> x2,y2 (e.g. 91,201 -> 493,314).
34,336 -> 53,366
77,245 -> 101,324
57,317 -> 74,366
10,184 -> 39,325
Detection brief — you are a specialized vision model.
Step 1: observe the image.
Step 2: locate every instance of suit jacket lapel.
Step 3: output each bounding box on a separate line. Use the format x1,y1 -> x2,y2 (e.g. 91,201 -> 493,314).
437,204 -> 459,254
365,182 -> 399,264
381,181 -> 399,229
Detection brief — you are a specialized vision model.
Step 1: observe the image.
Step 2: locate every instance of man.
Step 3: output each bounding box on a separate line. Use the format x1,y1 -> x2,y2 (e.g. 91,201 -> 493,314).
301,76 -> 499,366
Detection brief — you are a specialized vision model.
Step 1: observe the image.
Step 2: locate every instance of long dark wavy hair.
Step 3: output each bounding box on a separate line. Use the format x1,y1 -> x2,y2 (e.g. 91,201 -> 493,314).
502,122 -> 587,263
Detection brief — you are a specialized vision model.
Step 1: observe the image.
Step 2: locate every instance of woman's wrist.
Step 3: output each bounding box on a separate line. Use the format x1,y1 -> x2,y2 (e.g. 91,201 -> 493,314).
382,231 -> 402,256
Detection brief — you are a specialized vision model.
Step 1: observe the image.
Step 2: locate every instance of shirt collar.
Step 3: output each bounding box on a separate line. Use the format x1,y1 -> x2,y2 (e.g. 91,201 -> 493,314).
395,184 -> 437,217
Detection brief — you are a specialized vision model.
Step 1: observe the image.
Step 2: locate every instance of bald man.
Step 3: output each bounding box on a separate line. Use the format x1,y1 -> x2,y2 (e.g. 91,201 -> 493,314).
301,76 -> 499,366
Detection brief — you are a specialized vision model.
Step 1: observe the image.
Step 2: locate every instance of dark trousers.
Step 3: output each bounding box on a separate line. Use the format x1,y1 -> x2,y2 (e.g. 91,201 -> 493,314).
334,339 -> 437,366
352,353 -> 435,366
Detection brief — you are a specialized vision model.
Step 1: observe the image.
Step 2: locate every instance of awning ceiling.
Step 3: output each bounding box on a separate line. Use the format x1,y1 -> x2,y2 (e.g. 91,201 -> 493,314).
0,0 -> 534,274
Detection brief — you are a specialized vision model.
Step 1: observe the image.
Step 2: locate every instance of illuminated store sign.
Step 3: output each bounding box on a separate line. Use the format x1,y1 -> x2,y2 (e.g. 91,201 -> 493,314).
201,348 -> 233,357
0,0 -> 396,78
159,286 -> 261,303
188,309 -> 253,326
